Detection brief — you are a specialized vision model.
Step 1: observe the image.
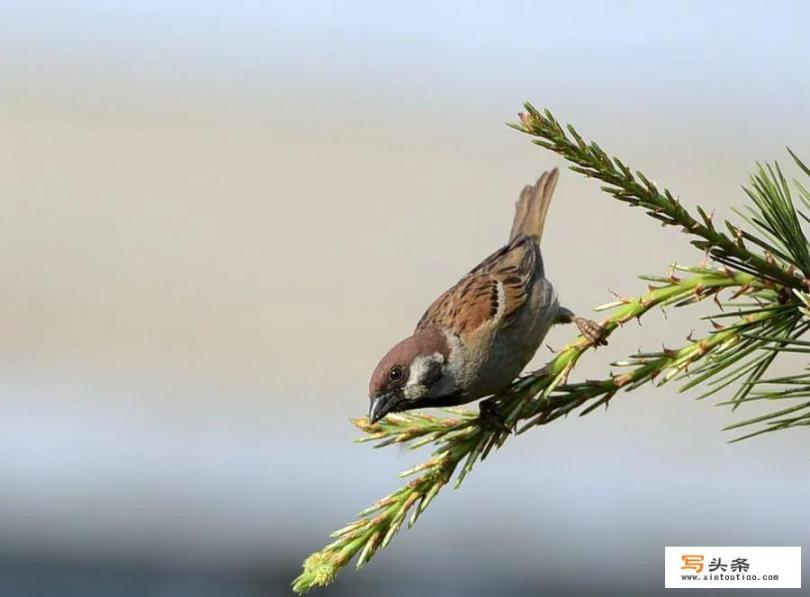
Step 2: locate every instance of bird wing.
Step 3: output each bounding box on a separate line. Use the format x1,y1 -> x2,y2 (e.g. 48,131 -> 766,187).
416,236 -> 541,338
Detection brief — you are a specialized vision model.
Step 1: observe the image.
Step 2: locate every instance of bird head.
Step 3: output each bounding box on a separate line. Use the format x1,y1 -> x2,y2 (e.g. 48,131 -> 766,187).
368,326 -> 451,423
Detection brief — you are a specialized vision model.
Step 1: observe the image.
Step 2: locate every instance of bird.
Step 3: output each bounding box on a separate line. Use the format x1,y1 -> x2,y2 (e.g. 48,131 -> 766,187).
367,168 -> 605,429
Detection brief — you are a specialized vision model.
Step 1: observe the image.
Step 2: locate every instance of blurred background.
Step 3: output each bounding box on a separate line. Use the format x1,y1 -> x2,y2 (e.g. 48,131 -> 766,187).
1,1 -> 809,595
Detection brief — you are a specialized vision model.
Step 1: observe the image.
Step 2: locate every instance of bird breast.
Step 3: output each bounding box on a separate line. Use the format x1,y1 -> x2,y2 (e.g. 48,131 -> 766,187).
457,276 -> 558,398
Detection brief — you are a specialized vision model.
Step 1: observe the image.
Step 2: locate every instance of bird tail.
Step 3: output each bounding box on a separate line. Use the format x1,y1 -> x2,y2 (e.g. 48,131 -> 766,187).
508,168 -> 559,243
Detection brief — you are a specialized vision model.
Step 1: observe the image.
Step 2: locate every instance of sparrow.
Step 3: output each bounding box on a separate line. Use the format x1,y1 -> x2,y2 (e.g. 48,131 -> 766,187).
367,168 -> 605,428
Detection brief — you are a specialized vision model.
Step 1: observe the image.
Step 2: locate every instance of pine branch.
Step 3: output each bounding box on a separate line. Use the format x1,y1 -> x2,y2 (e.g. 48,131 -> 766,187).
738,162 -> 810,276
511,104 -> 808,290
292,269 -> 765,593
510,104 -> 810,436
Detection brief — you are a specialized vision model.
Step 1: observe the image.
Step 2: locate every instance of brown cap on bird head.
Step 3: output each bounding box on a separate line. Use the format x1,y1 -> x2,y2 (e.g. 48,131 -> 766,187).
368,327 -> 449,423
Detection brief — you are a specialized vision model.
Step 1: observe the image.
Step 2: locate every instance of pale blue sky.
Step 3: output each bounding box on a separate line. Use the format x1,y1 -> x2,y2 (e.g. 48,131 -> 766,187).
2,1 -> 808,131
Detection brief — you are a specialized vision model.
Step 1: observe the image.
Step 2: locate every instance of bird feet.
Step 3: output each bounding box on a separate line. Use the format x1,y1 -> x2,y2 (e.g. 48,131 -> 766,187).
574,317 -> 607,346
477,398 -> 513,434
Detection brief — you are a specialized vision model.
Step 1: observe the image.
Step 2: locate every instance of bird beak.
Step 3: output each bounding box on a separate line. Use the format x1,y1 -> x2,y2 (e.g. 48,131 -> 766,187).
368,392 -> 398,424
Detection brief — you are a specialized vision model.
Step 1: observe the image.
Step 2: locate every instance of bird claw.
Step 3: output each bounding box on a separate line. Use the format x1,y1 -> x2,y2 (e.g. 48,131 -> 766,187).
477,398 -> 513,434
574,317 -> 607,346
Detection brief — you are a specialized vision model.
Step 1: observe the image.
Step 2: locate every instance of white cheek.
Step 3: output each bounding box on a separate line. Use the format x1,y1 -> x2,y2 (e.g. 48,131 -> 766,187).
403,384 -> 422,400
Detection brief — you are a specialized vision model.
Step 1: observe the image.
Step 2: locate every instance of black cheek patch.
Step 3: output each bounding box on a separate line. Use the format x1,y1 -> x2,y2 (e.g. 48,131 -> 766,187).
422,359 -> 444,386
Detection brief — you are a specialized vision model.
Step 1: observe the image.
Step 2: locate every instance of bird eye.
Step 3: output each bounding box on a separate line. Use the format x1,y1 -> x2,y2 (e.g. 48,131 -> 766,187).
389,366 -> 403,381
